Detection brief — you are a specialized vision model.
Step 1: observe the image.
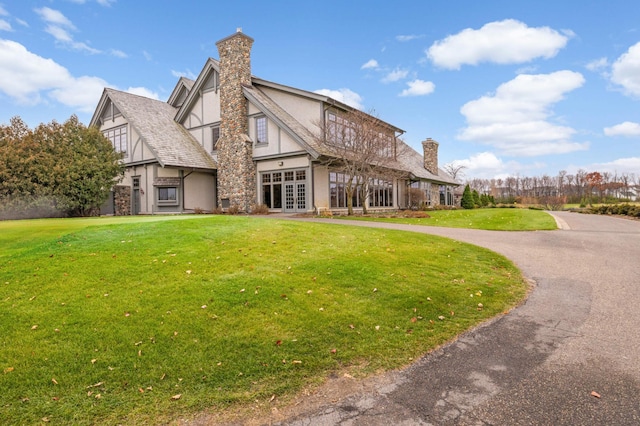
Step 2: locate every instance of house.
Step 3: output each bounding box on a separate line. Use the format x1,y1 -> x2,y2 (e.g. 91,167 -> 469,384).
90,29 -> 458,215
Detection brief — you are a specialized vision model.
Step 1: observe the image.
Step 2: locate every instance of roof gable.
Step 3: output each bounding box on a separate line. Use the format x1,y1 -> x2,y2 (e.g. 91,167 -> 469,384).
167,77 -> 195,108
91,88 -> 216,170
174,58 -> 220,124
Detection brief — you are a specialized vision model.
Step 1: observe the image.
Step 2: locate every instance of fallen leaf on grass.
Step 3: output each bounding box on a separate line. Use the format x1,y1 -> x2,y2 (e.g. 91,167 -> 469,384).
91,359 -> 97,365
51,378 -> 58,385
31,325 -> 38,330
410,317 -> 417,323
4,367 -> 14,374
292,360 -> 302,364
171,394 -> 182,400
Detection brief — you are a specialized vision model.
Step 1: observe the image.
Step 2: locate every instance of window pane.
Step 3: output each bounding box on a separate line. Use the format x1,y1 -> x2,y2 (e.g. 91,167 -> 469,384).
284,171 -> 294,181
159,187 -> 177,201
273,184 -> 282,208
256,116 -> 267,143
262,184 -> 271,208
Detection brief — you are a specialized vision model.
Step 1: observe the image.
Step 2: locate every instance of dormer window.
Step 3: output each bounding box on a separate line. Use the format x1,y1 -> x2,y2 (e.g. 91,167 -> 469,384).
256,116 -> 267,144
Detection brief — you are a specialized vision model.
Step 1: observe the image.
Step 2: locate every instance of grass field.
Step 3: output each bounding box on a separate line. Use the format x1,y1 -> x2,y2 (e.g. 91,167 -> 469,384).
0,215 -> 528,424
334,208 -> 558,231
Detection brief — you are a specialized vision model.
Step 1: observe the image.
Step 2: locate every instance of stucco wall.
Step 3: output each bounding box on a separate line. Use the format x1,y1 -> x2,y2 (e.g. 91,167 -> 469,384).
184,172 -> 216,211
313,164 -> 330,211
259,86 -> 322,133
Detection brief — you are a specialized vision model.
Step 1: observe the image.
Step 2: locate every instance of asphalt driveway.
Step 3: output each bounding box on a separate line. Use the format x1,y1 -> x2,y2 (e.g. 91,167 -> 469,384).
261,211 -> 640,425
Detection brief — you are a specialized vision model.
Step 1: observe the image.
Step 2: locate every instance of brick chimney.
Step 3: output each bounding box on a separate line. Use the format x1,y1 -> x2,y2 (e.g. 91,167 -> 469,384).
422,138 -> 439,176
215,28 -> 256,211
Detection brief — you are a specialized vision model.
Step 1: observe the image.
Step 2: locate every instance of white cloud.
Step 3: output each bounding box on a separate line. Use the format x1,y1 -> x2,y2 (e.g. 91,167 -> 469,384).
604,121 -> 640,136
586,157 -> 640,175
109,48 -> 127,58
427,19 -> 571,70
361,59 -> 379,70
611,41 -> 640,97
142,50 -> 152,61
126,86 -> 159,100
399,79 -> 435,97
35,6 -> 100,54
50,75 -> 108,112
0,19 -> 11,31
0,39 -> 152,113
96,0 -> 116,6
0,39 -> 72,104
314,88 -> 363,110
458,70 -> 588,156
171,69 -> 196,80
396,34 -> 422,42
586,57 -> 608,72
15,18 -> 28,28
382,67 -> 409,83
34,7 -> 75,28
452,152 -> 515,179
0,6 -> 8,16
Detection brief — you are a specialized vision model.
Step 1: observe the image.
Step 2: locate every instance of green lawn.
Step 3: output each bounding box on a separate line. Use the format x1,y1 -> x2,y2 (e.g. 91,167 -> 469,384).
335,208 -> 558,231
0,215 -> 528,424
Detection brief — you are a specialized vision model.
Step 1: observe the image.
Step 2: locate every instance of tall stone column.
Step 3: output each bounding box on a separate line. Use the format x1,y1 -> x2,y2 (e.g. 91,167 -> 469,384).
422,138 -> 439,176
215,29 -> 257,211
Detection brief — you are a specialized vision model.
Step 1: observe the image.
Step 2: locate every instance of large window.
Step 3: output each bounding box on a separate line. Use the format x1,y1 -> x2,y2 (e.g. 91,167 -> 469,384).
329,172 -> 363,209
326,112 -> 395,159
329,172 -> 393,209
369,178 -> 393,208
158,187 -> 178,205
103,125 -> 127,155
256,116 -> 267,144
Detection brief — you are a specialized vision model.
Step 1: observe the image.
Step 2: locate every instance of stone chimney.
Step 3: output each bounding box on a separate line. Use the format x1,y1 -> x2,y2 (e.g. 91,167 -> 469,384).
422,138 -> 439,176
215,28 -> 256,211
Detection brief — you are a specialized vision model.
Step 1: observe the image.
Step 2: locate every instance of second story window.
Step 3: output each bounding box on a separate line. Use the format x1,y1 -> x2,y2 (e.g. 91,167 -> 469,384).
212,125 -> 220,151
256,116 -> 267,144
103,125 -> 127,156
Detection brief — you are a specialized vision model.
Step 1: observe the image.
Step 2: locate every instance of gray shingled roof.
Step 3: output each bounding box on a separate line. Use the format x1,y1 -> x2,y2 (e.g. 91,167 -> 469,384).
244,84 -> 457,185
105,88 -> 216,170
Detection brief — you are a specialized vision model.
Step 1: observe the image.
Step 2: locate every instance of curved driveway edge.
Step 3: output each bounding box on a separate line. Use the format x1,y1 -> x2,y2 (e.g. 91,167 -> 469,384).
256,211 -> 640,425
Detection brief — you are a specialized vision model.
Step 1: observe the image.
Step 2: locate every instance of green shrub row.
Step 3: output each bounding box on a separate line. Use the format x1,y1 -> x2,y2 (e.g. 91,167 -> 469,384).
590,204 -> 640,218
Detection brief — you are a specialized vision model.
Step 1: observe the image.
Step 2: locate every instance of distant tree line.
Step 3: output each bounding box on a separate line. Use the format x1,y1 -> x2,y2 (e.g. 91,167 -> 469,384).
0,116 -> 124,220
465,170 -> 639,206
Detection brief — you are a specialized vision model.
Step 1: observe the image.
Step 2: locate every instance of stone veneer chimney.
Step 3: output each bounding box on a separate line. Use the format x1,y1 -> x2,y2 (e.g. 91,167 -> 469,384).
215,28 -> 256,211
422,138 -> 439,176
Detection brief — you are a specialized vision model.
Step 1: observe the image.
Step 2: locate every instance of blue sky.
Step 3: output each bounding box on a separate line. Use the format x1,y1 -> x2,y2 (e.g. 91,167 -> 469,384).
1,0 -> 639,180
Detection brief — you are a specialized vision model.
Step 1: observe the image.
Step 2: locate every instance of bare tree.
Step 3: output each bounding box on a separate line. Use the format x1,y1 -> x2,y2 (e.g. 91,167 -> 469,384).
315,109 -> 405,215
443,161 -> 466,181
